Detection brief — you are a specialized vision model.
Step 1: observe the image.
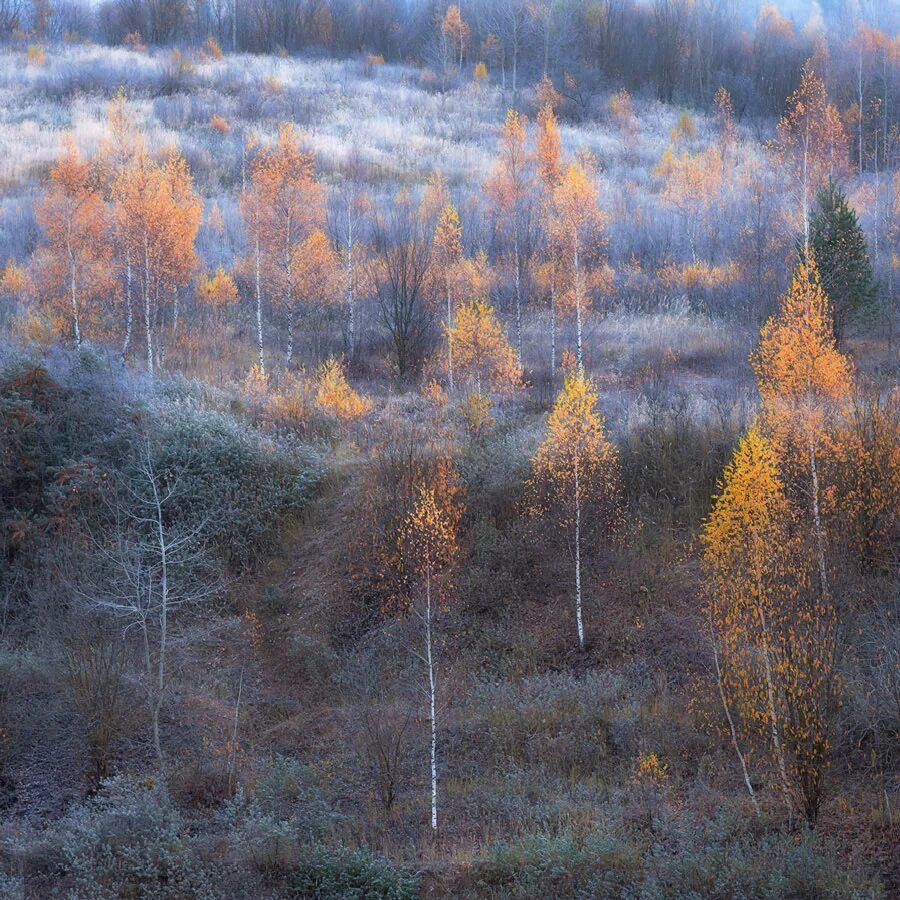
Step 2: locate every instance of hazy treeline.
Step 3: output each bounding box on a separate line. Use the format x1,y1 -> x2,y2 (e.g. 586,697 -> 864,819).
3,0 -> 900,119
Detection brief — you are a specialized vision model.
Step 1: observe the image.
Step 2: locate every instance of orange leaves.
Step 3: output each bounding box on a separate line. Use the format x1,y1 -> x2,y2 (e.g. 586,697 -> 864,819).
536,104 -> 562,190
196,268 -> 238,309
113,146 -> 201,293
1,260 -> 27,296
291,229 -> 341,312
32,135 -> 114,345
446,299 -> 521,396
751,255 -> 852,453
314,357 -> 372,423
702,426 -> 788,588
400,482 -> 458,584
241,122 -> 326,311
773,60 -> 849,229
485,109 -> 529,216
528,370 -> 622,526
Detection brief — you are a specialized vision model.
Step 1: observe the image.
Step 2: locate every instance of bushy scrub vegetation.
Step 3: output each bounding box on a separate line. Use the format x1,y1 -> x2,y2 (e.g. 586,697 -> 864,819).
0,3 -> 899,898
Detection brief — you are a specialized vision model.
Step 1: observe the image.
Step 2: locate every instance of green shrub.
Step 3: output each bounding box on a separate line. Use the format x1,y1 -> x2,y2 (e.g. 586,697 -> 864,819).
287,846 -> 419,900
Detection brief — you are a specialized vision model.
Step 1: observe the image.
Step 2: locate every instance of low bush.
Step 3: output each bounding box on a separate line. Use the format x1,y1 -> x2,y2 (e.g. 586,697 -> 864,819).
287,846 -> 419,900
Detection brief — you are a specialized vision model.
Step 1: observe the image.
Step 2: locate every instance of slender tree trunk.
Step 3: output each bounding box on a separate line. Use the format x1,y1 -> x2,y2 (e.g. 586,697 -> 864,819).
346,205 -> 355,358
550,277 -> 556,385
513,228 -> 522,365
70,261 -> 81,349
143,233 -> 154,374
122,250 -> 133,360
710,610 -> 760,815
574,460 -> 584,651
153,476 -> 168,769
574,240 -> 584,374
425,570 -> 438,833
757,603 -> 792,813
286,317 -> 294,364
446,287 -> 454,390
858,52 -> 864,177
808,436 -> 830,599
228,666 -> 243,793
255,235 -> 264,373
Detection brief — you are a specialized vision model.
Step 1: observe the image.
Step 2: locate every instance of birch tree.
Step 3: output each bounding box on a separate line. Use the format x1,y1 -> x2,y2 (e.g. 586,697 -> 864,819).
399,482 -> 459,834
750,254 -> 853,601
549,159 -> 610,374
527,370 -> 622,651
86,440 -> 218,768
32,135 -> 113,348
486,109 -> 533,365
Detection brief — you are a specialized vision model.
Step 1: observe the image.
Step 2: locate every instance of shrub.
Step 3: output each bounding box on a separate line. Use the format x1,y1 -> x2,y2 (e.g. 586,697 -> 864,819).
53,776 -> 215,899
147,401 -> 324,565
288,846 -> 419,900
470,831 -> 637,899
209,114 -> 230,135
204,36 -> 224,60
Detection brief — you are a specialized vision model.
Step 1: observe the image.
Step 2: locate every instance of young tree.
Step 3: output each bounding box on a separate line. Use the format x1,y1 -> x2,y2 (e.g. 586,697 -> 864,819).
703,425 -> 840,823
399,481 -> 459,834
486,109 -> 533,364
773,60 -> 849,246
549,159 -> 610,373
432,203 -> 463,389
33,136 -> 113,348
535,103 -> 564,380
314,356 -> 372,424
113,147 -> 201,374
289,229 -> 341,364
86,440 -> 218,768
441,4 -> 469,71
96,89 -> 143,359
751,255 -> 853,601
808,181 -> 878,342
371,192 -> 433,382
446,298 -> 521,399
330,159 -> 373,360
527,371 -> 622,651
702,427 -> 793,812
241,123 -> 325,372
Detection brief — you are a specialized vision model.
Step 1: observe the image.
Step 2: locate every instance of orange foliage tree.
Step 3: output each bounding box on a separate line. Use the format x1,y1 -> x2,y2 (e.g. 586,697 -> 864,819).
485,109 -> 533,364
527,371 -> 622,650
773,60 -> 849,245
32,135 -> 114,347
96,89 -> 143,359
548,158 -> 610,373
112,146 -> 201,374
314,357 -> 372,424
535,103 -> 564,380
441,4 -> 469,71
751,254 -> 853,598
703,426 -> 840,824
432,203 -> 463,388
398,481 -> 460,834
446,299 -> 522,400
240,123 -> 325,373
289,229 -> 341,364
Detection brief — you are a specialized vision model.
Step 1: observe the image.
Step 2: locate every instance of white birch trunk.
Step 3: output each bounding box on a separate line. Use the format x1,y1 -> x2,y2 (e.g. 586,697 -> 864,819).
574,459 -> 584,651
425,570 -> 438,833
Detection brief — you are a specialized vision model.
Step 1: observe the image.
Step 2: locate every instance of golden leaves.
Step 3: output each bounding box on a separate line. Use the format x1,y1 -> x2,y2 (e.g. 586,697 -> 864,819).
314,357 -> 372,423
446,299 -> 521,395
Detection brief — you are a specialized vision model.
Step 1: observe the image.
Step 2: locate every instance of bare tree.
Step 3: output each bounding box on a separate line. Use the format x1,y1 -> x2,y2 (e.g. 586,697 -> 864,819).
372,194 -> 434,383
79,438 -> 219,770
